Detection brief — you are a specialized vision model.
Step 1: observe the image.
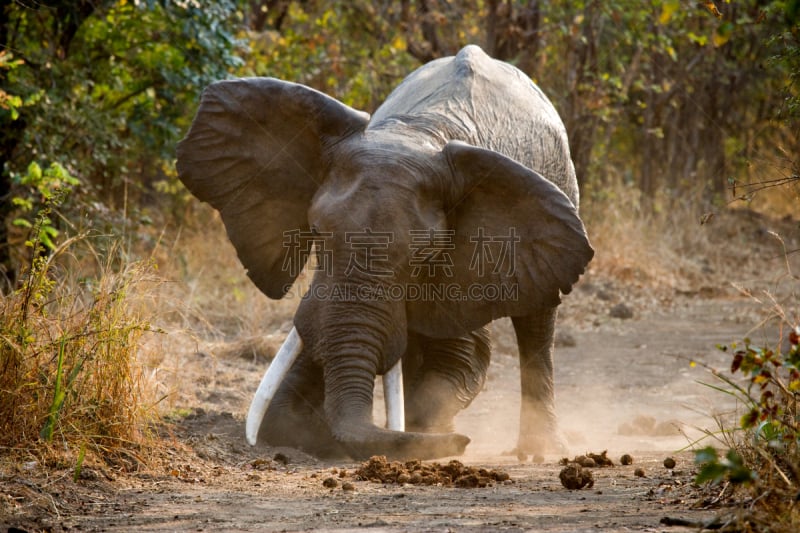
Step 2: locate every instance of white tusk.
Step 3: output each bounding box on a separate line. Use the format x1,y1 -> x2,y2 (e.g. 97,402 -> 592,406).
245,327 -> 303,446
383,359 -> 405,431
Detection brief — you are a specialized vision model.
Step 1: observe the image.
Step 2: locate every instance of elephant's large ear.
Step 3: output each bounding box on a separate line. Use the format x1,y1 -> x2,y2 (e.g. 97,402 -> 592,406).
408,141 -> 593,337
176,78 -> 369,298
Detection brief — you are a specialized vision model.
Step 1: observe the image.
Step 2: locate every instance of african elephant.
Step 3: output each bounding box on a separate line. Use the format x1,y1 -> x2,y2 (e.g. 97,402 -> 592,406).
176,45 -> 593,460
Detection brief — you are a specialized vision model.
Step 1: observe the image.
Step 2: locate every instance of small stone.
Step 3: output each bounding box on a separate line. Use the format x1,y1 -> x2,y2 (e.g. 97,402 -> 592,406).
663,457 -> 676,469
609,303 -> 634,319
620,454 -> 633,466
597,289 -> 614,301
273,453 -> 289,465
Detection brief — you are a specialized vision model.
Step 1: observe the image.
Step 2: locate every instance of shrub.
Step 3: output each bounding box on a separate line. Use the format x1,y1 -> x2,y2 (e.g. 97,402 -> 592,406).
0,190 -> 159,470
694,309 -> 800,530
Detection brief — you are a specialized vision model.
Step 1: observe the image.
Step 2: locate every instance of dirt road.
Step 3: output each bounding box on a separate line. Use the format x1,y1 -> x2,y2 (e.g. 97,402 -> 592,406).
3,285 -> 766,532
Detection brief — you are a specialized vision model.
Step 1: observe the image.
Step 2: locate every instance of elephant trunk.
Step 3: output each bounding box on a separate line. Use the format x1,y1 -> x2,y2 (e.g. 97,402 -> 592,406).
323,353 -> 469,459
302,296 -> 470,460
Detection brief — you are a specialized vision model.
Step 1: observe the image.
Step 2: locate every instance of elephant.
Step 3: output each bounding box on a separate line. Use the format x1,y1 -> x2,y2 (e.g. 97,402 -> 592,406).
176,45 -> 593,461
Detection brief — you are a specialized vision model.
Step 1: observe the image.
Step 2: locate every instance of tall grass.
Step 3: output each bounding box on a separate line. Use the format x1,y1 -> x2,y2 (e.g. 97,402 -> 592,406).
0,223 -> 159,467
160,206 -> 301,339
582,182 -> 721,292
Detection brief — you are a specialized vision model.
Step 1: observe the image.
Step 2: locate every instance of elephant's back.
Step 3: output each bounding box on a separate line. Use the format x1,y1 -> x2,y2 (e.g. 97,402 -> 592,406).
369,45 -> 578,206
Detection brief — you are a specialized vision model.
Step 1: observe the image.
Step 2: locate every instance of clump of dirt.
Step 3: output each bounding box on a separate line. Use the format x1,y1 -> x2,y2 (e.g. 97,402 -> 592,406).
559,464 -> 594,490
589,450 -> 614,466
557,450 -> 617,489
354,456 -> 510,488
273,452 -> 290,465
560,450 -> 614,467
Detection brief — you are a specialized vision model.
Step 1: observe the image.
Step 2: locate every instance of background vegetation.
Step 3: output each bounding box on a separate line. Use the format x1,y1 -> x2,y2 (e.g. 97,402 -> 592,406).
1,0 -> 799,525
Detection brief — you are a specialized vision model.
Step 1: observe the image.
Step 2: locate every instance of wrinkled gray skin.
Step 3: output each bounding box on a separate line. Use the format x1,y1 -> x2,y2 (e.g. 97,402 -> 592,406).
177,45 -> 593,460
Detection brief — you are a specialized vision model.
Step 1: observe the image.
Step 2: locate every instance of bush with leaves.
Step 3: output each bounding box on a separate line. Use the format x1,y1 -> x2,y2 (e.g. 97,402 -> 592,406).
694,326 -> 800,530
1,0 -> 244,283
2,0 -> 242,189
12,161 -> 80,250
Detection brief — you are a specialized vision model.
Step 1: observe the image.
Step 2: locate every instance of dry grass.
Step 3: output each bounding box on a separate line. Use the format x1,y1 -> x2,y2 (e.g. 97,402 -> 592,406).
582,185 -> 716,293
127,206 -> 302,413
582,180 -> 799,298
0,234 -> 160,470
153,205 -> 300,340
0,205 -> 297,473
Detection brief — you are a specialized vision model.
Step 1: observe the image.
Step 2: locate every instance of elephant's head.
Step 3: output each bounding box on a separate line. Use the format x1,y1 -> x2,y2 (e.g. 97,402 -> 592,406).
176,77 -> 593,459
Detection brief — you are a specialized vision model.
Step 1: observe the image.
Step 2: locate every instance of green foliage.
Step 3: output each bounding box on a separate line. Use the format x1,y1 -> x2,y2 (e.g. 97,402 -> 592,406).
766,1 -> 800,120
40,338 -> 74,442
241,2 -> 418,111
231,0 -> 799,206
693,327 -> 800,527
695,446 -> 758,485
535,0 -> 798,202
2,0 -> 243,192
0,50 -> 33,120
12,161 -> 80,251
1,0 -> 245,281
722,334 -> 800,446
2,0 -> 797,243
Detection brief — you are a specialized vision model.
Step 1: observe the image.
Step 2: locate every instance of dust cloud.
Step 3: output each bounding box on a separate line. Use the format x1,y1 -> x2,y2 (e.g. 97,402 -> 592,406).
367,311 -> 743,462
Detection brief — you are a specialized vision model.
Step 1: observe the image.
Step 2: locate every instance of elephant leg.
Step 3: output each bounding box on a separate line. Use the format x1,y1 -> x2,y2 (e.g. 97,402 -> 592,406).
512,309 -> 567,457
405,327 -> 491,433
258,352 -> 347,458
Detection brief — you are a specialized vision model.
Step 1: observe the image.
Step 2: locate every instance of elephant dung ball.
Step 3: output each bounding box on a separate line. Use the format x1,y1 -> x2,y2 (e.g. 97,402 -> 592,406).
322,477 -> 338,488
575,455 -> 596,468
663,457 -> 677,469
620,454 -> 634,465
559,464 -> 594,490
634,468 -> 646,478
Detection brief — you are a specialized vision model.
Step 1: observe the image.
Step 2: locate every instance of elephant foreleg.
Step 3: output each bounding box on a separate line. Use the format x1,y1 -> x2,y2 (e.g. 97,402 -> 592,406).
405,328 -> 491,433
512,309 -> 567,457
